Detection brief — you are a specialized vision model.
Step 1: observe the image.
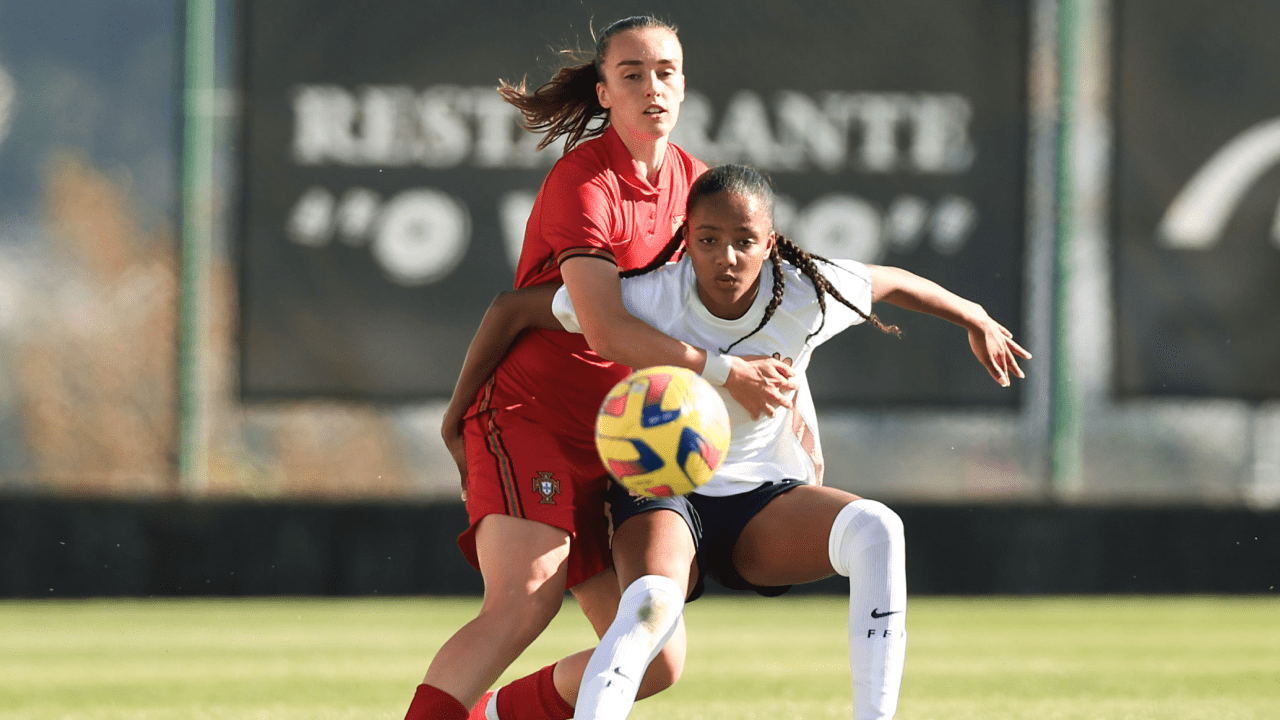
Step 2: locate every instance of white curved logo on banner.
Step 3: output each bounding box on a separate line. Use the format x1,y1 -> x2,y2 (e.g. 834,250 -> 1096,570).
0,63 -> 15,149
1158,116 -> 1280,250
372,188 -> 470,286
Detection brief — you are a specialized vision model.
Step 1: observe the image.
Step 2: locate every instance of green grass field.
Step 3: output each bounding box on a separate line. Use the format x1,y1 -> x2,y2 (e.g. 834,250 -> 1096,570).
1,595 -> 1276,720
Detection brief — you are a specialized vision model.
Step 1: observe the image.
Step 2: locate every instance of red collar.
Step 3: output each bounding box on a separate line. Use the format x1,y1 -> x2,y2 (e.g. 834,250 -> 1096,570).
601,125 -> 669,196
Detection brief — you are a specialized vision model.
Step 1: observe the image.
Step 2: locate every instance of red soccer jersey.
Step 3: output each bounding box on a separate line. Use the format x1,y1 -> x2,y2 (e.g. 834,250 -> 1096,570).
474,126 -> 706,437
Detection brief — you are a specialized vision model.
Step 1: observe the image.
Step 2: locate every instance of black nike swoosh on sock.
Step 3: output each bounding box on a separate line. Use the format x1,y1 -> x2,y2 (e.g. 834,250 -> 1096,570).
870,608 -> 903,618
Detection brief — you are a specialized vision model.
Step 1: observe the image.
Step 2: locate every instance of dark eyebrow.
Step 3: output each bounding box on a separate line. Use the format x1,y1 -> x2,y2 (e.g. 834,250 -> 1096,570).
613,58 -> 679,68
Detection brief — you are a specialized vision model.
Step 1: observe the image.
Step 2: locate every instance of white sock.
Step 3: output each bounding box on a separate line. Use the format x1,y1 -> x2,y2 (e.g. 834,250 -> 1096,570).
828,499 -> 908,720
575,574 -> 685,720
483,691 -> 499,720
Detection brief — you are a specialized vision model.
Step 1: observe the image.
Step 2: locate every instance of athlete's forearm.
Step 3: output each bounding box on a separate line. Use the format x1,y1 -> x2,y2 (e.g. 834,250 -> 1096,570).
868,264 -> 988,330
560,256 -> 709,372
868,264 -> 1029,386
587,310 -> 709,371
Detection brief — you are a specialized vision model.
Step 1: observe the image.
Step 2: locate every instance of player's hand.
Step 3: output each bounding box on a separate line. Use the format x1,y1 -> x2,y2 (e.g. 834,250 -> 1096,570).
440,411 -> 468,500
967,315 -> 1031,387
723,355 -> 798,420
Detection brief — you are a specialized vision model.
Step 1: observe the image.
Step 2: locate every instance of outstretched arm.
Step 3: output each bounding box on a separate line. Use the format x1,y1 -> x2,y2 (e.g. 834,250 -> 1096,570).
560,255 -> 797,419
441,283 -> 563,495
867,264 -> 1031,387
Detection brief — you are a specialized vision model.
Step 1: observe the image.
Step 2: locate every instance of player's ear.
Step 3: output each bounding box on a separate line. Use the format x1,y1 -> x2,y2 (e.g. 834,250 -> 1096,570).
597,80 -> 611,109
766,231 -> 777,251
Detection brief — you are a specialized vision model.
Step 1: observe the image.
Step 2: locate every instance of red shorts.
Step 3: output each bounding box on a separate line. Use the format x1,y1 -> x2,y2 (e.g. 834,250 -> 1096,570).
457,406 -> 613,589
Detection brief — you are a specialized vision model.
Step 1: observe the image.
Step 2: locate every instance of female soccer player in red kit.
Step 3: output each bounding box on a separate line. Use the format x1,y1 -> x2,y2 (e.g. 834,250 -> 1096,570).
403,16 -> 796,720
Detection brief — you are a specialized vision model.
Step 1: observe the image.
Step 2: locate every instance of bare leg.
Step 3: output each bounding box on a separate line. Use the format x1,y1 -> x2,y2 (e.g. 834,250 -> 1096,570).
422,514 -> 573,708
733,485 -> 858,586
476,513 -> 695,720
558,559 -> 689,703
734,485 -> 907,720
571,509 -> 698,718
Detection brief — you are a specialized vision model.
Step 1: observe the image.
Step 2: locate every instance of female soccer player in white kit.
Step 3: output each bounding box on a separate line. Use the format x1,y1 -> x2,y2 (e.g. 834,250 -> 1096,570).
454,164 -> 1029,720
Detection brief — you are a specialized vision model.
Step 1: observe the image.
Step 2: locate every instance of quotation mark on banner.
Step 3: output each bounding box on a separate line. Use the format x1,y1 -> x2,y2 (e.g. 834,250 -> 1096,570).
0,63 -> 15,150
287,186 -> 471,286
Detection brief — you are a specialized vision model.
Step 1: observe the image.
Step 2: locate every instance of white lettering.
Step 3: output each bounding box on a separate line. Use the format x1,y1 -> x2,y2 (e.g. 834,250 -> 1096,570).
774,91 -> 851,173
292,86 -> 361,165
290,84 -> 977,174
292,84 -> 561,169
855,94 -> 905,172
909,94 -> 975,173
714,90 -> 779,168
670,89 -> 974,174
358,85 -> 416,165
473,92 -> 556,168
415,85 -> 472,168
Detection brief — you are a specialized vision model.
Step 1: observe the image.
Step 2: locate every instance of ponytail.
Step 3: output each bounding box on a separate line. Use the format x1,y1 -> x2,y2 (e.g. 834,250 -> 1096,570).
498,61 -> 605,151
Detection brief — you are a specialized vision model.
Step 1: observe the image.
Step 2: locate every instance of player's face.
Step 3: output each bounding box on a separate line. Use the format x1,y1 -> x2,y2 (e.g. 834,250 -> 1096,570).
685,191 -> 776,320
596,28 -> 685,144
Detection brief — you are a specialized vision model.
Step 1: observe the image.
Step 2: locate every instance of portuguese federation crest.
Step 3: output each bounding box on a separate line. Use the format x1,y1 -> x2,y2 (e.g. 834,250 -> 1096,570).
533,472 -> 561,504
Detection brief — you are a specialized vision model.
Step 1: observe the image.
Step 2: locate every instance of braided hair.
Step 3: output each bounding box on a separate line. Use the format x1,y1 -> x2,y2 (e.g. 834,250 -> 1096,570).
623,164 -> 900,352
497,16 -> 679,151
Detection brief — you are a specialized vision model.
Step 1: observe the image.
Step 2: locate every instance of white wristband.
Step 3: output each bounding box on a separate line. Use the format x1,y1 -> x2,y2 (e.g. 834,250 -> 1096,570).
700,352 -> 733,386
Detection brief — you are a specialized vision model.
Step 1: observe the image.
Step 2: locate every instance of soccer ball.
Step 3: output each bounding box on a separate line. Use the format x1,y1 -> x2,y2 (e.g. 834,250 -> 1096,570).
595,365 -> 732,497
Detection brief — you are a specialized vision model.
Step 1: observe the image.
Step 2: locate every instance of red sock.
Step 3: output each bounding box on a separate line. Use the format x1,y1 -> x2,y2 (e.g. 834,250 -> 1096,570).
494,663 -> 575,720
405,683 -> 468,720
467,690 -> 495,720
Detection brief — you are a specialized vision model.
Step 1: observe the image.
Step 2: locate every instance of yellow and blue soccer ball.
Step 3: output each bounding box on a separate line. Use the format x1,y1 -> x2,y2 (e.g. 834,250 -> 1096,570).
595,365 -> 731,497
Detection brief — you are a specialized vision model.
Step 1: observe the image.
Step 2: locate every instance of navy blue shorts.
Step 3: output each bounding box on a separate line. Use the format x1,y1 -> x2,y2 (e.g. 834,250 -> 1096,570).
606,479 -> 806,602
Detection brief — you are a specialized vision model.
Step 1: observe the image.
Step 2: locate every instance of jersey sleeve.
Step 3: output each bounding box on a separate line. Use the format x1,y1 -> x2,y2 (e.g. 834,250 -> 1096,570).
537,157 -> 620,267
551,285 -> 582,334
809,259 -> 874,346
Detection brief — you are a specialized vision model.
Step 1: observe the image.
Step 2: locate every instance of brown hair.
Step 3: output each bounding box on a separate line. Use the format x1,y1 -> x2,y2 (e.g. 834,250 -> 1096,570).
623,164 -> 901,352
497,15 -> 679,151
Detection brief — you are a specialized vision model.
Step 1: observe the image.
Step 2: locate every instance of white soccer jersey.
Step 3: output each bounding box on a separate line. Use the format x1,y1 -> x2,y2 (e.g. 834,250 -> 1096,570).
553,254 -> 872,496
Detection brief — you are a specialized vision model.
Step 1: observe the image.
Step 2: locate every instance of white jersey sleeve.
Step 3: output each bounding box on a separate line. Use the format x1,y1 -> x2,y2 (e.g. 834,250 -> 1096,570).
805,258 -> 874,347
551,285 -> 582,333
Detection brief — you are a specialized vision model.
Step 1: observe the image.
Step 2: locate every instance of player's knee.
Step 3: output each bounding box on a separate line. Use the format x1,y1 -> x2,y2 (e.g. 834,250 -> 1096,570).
629,577 -> 683,633
478,590 -> 561,642
828,499 -> 904,577
869,500 -> 905,545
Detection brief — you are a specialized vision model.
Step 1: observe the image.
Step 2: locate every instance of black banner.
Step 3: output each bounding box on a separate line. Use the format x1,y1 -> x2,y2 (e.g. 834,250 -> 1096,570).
1114,0 -> 1280,398
239,0 -> 1030,405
